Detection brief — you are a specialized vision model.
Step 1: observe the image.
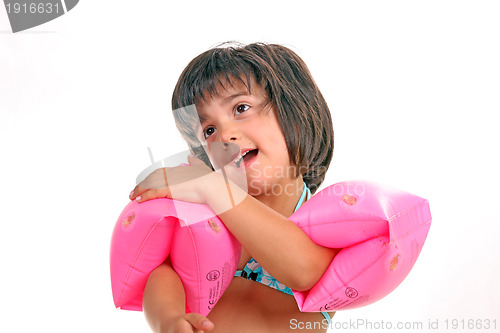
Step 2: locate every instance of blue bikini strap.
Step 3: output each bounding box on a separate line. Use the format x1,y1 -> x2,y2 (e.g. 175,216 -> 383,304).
294,182 -> 311,212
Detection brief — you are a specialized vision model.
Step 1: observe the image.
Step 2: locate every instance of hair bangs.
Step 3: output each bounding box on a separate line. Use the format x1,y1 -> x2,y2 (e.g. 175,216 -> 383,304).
173,48 -> 258,109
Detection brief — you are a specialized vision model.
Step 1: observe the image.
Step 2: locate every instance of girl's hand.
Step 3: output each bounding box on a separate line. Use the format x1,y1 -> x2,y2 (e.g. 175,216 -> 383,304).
130,155 -> 215,204
159,313 -> 214,333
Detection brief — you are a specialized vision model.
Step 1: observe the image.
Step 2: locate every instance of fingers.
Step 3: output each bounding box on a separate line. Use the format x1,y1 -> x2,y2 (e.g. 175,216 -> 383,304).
184,313 -> 214,332
128,160 -> 211,203
129,185 -> 149,200
134,188 -> 172,203
129,167 -> 170,201
140,168 -> 170,190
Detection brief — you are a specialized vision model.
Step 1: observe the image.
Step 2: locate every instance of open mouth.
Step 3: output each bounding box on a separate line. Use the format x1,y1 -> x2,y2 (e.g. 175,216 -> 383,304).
235,149 -> 258,168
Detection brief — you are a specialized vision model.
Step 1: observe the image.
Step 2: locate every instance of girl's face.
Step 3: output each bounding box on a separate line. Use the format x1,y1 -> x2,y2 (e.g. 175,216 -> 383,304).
196,79 -> 299,197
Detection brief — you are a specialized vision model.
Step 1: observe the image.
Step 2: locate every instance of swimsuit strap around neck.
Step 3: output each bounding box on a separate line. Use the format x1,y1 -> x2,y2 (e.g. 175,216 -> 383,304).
294,182 -> 311,212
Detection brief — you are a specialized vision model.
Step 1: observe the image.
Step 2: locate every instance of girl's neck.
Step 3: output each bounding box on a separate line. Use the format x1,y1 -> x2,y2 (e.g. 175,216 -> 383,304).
255,177 -> 305,217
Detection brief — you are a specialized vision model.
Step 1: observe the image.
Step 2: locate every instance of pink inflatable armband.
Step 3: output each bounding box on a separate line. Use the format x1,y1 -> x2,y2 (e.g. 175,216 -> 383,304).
110,180 -> 431,315
110,199 -> 240,315
289,181 -> 431,311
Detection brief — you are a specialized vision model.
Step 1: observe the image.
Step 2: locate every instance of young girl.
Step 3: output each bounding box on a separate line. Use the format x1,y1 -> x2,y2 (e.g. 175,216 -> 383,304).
129,43 -> 339,333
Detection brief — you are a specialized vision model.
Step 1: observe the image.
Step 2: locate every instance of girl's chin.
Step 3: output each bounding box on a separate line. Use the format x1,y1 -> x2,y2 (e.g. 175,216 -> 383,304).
245,179 -> 283,196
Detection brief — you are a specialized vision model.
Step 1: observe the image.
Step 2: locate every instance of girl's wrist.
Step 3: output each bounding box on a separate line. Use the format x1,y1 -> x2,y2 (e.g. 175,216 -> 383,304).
203,172 -> 247,215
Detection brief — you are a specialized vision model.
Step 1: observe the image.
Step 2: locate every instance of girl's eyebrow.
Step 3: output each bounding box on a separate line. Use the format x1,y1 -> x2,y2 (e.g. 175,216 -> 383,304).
221,91 -> 250,105
198,114 -> 207,123
197,106 -> 209,123
197,91 -> 252,123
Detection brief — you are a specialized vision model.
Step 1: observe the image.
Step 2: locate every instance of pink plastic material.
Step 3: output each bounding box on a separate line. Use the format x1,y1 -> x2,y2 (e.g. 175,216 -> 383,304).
110,181 -> 431,315
289,181 -> 431,311
110,199 -> 240,315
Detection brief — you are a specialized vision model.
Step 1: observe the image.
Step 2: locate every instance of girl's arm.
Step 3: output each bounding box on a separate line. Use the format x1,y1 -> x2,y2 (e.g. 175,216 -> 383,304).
143,259 -> 214,333
206,175 -> 338,291
132,157 -> 338,292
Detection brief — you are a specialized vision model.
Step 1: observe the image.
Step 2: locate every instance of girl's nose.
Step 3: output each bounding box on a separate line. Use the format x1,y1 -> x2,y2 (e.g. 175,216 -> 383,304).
218,123 -> 241,142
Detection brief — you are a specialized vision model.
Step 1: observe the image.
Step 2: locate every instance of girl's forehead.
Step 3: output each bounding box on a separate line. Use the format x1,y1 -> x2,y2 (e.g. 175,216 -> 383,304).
204,78 -> 251,100
196,79 -> 266,111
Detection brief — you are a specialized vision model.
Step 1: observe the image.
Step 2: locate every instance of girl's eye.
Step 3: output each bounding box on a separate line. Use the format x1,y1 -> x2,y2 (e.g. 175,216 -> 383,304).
203,126 -> 216,139
235,104 -> 250,115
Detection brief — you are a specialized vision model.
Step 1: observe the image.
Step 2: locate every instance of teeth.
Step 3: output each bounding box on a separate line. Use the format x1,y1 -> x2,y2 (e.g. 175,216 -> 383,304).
235,150 -> 254,168
235,156 -> 243,168
235,150 -> 248,168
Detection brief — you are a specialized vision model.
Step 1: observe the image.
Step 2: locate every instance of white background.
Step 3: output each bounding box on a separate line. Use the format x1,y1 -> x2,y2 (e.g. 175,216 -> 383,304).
1,1 -> 499,332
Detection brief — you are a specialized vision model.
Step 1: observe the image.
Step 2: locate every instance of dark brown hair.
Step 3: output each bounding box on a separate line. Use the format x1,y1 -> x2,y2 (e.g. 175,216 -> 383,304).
172,42 -> 333,193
